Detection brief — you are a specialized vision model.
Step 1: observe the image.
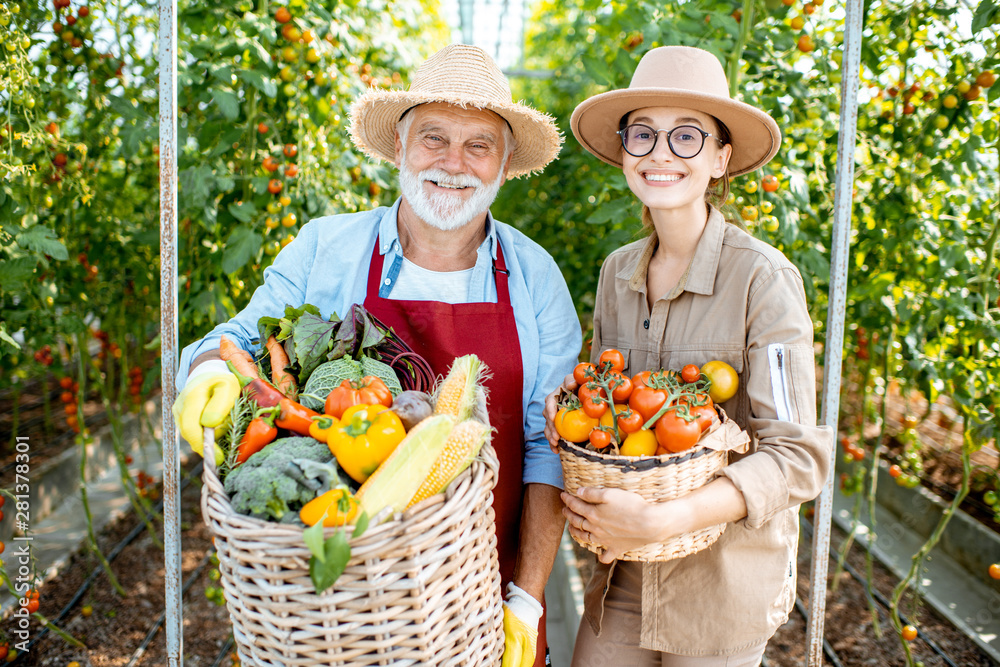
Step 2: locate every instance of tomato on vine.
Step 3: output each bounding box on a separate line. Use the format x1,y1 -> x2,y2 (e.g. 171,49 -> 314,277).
680,364 -> 701,384
654,409 -> 702,453
573,362 -> 595,386
609,372 -> 633,402
629,385 -> 668,422
578,383 -> 608,419
901,625 -> 917,641
589,428 -> 612,449
616,407 -> 643,434
598,348 -> 625,373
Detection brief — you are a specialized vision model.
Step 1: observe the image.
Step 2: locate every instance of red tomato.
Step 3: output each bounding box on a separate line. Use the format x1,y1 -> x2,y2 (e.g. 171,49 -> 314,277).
609,372 -> 633,402
628,385 -> 667,422
762,174 -> 779,192
578,384 -> 608,419
631,370 -> 652,389
680,364 -> 701,384
589,428 -> 612,449
598,348 -> 625,374
573,363 -> 595,386
686,402 -> 716,432
267,178 -> 283,194
616,408 -> 644,434
654,410 -> 702,453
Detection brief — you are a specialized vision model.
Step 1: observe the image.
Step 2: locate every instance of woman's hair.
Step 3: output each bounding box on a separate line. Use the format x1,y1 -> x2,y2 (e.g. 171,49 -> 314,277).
619,113 -> 736,231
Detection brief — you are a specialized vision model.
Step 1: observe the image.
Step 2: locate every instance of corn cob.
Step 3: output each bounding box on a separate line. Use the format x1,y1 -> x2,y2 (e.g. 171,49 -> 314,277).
433,354 -> 488,422
355,414 -> 456,519
407,419 -> 491,508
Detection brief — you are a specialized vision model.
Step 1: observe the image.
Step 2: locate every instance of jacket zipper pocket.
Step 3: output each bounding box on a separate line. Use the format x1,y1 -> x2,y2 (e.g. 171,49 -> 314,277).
767,343 -> 794,422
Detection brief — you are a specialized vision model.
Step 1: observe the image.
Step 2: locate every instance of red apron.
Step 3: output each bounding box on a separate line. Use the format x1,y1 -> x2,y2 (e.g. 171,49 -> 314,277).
364,237 -> 547,666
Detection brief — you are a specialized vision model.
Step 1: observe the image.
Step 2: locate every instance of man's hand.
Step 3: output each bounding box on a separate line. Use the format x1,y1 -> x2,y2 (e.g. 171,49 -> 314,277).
543,372 -> 577,453
501,582 -> 542,667
172,359 -> 240,465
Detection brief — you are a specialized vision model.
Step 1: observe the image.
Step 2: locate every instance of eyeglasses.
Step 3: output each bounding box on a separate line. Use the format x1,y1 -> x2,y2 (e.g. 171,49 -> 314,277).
617,124 -> 724,159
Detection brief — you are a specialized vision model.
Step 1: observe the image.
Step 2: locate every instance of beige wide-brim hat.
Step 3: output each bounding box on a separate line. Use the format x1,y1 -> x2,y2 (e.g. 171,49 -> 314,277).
350,44 -> 562,178
571,46 -> 781,177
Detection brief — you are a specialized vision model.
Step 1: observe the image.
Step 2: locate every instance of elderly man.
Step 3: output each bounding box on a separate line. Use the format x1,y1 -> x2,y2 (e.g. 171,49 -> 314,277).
173,44 -> 580,667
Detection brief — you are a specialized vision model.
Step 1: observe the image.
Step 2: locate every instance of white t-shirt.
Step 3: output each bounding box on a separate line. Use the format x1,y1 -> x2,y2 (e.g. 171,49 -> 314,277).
388,257 -> 474,304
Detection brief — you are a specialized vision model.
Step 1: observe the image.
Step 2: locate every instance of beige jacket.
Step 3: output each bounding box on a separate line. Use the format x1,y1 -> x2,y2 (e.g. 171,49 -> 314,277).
584,206 -> 834,656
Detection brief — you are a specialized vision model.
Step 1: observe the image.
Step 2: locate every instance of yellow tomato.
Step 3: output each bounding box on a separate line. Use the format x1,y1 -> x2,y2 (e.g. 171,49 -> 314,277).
599,404 -> 629,441
701,360 -> 739,403
555,408 -> 599,443
620,429 -> 657,457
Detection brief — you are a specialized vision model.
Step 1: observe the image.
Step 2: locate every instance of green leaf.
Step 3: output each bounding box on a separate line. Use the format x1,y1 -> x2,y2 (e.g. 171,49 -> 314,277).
0,323 -> 21,350
308,531 -> 350,593
302,519 -> 325,561
236,69 -> 277,98
585,197 -> 633,224
971,0 -> 999,34
214,88 -> 241,121
16,226 -> 69,260
227,201 -> 257,223
0,257 -> 37,284
210,65 -> 234,83
351,510 -> 369,538
179,165 -> 215,209
582,55 -> 614,87
293,312 -> 341,380
108,96 -> 140,120
221,225 -> 262,275
209,128 -> 245,159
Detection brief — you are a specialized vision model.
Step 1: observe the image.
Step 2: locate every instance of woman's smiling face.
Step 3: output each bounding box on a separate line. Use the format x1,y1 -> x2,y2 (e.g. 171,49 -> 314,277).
621,106 -> 732,217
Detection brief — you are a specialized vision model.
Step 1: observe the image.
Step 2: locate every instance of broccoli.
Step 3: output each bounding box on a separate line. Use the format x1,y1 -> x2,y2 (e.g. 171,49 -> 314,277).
224,436 -> 340,521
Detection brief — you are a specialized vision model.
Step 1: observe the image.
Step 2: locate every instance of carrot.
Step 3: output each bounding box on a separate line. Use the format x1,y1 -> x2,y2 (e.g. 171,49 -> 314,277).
219,335 -> 260,381
266,335 -> 297,398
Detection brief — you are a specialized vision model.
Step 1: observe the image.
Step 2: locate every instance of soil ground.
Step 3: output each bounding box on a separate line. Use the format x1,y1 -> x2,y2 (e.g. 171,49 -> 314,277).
4,461 -> 234,666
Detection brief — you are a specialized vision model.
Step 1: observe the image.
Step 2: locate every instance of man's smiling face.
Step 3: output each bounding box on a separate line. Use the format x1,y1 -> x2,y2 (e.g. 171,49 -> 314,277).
395,102 -> 511,231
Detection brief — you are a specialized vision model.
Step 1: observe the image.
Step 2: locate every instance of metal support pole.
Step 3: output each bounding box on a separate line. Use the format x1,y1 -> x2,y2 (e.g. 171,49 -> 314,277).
158,0 -> 183,664
806,0 -> 864,664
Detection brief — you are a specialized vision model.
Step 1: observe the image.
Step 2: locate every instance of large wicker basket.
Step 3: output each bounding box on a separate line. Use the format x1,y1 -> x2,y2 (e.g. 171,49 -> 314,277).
558,407 -> 750,562
201,429 -> 504,666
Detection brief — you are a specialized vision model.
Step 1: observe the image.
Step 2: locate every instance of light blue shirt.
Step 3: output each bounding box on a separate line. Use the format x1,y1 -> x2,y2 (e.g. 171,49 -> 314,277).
177,198 -> 582,488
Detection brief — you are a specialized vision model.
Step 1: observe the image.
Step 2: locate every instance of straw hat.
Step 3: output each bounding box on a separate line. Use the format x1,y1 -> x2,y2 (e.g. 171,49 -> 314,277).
571,46 -> 781,177
350,44 -> 562,178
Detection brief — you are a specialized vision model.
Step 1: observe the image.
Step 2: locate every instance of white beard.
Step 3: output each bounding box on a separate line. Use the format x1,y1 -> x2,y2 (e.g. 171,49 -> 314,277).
398,155 -> 504,231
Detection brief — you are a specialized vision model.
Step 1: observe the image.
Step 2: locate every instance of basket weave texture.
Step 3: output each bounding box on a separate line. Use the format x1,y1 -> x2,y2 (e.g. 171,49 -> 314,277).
558,408 -> 750,562
201,432 -> 504,666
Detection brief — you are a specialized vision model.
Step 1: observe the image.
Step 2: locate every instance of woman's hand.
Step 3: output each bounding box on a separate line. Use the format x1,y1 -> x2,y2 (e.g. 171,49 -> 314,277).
563,478 -> 750,564
544,373 -> 577,453
562,487 -> 676,564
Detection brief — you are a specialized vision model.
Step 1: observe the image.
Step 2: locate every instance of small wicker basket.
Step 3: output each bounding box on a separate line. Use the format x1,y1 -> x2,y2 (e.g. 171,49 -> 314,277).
558,407 -> 750,562
201,428 -> 504,666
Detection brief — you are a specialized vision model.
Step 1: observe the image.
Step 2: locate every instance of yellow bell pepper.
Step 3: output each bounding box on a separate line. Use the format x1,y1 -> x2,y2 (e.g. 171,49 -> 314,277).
327,404 -> 406,483
299,487 -> 360,527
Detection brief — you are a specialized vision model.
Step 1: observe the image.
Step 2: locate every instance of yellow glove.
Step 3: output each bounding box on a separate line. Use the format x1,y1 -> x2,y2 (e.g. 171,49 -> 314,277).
172,360 -> 240,465
501,583 -> 541,667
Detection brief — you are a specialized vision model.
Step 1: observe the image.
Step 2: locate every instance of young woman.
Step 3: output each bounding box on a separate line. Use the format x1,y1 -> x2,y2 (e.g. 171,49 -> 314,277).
544,46 -> 834,666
